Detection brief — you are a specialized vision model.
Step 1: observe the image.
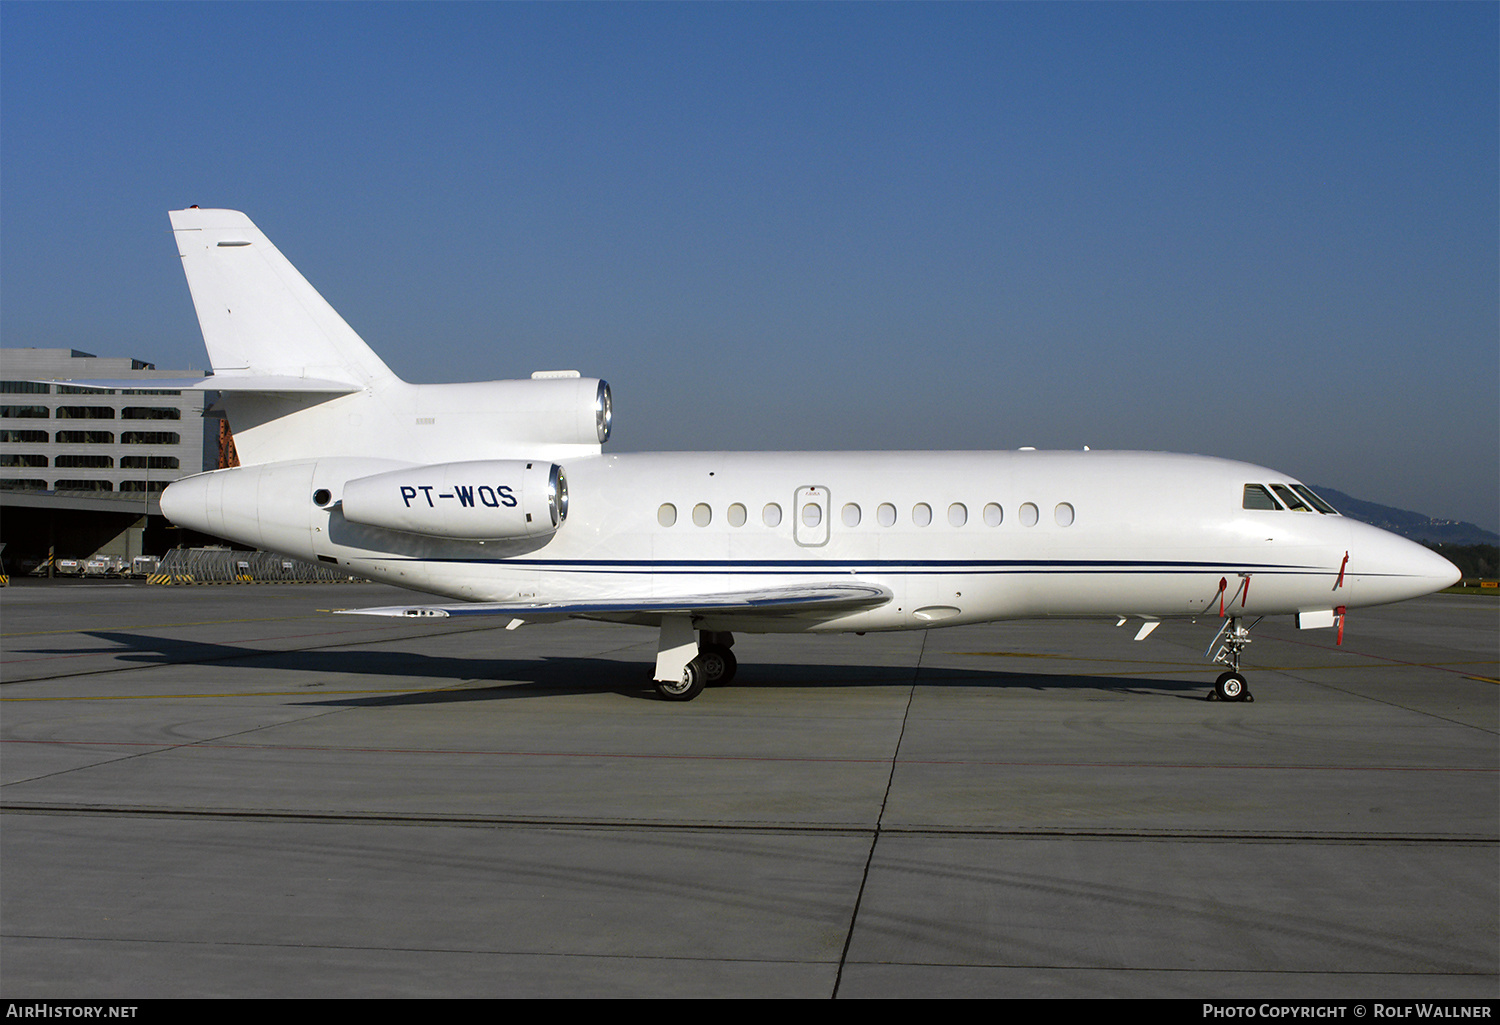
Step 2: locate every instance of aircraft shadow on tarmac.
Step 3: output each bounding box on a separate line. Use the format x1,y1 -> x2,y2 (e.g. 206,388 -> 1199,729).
30,629 -> 1215,704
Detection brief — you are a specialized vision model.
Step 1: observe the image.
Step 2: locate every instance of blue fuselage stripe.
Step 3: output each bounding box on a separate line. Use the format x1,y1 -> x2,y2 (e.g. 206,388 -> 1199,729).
366,557 -> 1325,574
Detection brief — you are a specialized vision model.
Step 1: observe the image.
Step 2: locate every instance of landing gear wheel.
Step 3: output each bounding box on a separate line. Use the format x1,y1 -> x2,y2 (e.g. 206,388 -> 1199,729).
656,657 -> 707,702
1214,671 -> 1251,702
699,644 -> 738,685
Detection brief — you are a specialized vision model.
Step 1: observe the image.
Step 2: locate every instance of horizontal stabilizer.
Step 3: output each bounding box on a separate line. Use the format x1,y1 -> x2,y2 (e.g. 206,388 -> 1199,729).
37,375 -> 362,394
337,582 -> 893,619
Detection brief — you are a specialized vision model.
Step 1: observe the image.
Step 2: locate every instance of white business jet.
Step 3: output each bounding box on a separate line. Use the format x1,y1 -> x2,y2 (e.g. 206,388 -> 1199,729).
144,208 -> 1457,702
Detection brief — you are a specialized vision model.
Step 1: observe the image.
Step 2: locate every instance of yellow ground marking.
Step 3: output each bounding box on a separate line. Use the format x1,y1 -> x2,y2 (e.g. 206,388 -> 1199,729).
1,687 -> 458,702
955,651 -> 1496,676
956,651 -> 1183,664
0,615 -> 431,639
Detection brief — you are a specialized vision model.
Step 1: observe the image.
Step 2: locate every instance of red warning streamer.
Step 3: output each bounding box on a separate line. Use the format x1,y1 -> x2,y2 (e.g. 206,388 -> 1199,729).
1335,605 -> 1347,645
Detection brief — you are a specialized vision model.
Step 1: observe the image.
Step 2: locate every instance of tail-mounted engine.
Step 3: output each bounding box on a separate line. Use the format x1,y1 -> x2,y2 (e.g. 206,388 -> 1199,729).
339,460 -> 568,540
410,377 -> 611,449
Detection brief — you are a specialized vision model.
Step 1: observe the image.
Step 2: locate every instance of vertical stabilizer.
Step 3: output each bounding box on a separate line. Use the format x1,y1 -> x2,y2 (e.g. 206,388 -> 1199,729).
169,208 -> 398,389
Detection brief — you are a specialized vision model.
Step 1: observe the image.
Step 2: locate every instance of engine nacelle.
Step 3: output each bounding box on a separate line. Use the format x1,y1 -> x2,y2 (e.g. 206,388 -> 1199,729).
409,377 -> 612,448
339,460 -> 568,540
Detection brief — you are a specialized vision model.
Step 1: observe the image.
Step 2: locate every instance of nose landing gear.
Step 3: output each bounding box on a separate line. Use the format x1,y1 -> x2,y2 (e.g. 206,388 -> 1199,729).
1206,615 -> 1258,702
1214,670 -> 1250,702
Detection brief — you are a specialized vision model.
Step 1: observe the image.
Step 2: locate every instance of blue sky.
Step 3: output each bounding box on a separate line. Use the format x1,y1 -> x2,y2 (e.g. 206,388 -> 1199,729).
3,2 -> 1495,531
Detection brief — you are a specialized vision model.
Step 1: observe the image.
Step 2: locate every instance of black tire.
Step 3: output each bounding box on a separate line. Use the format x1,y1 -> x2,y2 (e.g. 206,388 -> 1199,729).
656,657 -> 707,701
700,644 -> 738,685
1215,671 -> 1248,702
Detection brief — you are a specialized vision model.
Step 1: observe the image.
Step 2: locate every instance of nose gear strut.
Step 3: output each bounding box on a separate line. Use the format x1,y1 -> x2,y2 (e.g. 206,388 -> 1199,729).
1205,614 -> 1260,702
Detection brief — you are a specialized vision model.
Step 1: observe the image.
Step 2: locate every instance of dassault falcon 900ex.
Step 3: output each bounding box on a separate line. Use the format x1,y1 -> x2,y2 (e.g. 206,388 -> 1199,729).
124,208 -> 1457,702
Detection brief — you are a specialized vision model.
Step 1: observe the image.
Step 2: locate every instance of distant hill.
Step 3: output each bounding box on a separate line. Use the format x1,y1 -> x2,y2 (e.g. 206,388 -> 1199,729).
1311,486 -> 1499,546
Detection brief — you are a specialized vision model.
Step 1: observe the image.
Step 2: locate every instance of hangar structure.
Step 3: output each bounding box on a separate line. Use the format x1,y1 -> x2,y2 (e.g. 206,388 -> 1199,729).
0,348 -> 226,573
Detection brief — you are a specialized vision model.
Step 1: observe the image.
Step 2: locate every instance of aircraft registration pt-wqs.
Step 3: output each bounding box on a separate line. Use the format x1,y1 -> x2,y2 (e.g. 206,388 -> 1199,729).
120,208 -> 1465,701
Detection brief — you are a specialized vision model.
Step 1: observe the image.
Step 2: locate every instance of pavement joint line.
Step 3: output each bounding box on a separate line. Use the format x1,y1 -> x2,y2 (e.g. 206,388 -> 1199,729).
3,803 -> 1495,844
4,736 -> 1494,771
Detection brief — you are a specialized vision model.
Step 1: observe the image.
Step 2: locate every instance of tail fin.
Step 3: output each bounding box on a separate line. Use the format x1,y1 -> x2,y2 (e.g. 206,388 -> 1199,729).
169,208 -> 399,389
166,208 -> 603,468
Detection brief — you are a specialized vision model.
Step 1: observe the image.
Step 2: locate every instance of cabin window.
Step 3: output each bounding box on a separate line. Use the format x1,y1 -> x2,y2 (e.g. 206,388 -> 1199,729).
842,503 -> 861,527
1019,502 -> 1039,526
762,503 -> 782,527
1242,484 -> 1280,510
727,503 -> 747,527
801,503 -> 822,528
1055,503 -> 1074,527
983,502 -> 1003,526
912,503 -> 932,527
692,503 -> 712,527
877,503 -> 897,527
948,503 -> 967,527
1270,484 -> 1311,512
657,503 -> 677,527
1292,484 -> 1338,514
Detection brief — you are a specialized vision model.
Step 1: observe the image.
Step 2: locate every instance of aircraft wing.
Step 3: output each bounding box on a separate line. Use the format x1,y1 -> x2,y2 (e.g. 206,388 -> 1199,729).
336,581 -> 893,621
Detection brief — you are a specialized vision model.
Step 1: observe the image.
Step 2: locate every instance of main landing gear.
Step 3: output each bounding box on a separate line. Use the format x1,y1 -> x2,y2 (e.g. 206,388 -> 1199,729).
653,616 -> 736,701
1206,615 -> 1258,702
697,635 -> 738,686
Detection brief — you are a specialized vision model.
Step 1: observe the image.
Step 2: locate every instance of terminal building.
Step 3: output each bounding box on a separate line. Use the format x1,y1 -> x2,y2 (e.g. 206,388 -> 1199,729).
1,348 -> 231,574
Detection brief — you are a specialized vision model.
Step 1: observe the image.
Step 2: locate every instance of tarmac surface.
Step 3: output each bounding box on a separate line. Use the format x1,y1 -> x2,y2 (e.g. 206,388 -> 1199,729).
1,580 -> 1496,998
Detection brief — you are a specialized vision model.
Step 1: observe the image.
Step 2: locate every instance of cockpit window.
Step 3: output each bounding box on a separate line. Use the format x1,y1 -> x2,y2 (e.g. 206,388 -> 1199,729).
1291,484 -> 1338,514
1243,484 -> 1281,510
1270,484 -> 1311,511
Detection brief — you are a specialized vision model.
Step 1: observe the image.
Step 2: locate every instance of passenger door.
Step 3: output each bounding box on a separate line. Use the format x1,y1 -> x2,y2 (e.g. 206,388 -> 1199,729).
793,485 -> 830,547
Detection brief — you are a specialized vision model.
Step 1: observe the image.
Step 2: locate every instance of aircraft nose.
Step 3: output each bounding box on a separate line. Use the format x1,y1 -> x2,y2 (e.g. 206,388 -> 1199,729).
1425,546 -> 1464,590
1345,520 -> 1461,604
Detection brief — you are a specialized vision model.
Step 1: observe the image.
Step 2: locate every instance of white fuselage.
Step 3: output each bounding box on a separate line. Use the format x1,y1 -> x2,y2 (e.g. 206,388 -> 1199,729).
160,448 -> 1456,633
146,207 -> 1463,699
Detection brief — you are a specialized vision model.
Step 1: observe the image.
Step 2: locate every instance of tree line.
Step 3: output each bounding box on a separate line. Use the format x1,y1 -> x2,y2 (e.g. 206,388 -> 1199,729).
1423,543 -> 1498,581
